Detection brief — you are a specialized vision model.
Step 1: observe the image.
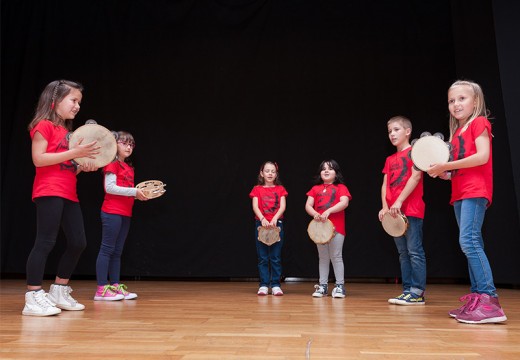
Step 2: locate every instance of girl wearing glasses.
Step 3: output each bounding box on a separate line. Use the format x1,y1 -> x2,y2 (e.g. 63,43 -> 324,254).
94,131 -> 148,301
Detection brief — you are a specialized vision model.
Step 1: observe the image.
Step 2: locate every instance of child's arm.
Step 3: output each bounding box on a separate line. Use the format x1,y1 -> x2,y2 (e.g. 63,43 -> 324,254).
379,174 -> 389,221
389,167 -> 422,216
428,129 -> 490,178
31,131 -> 98,168
252,197 -> 268,226
305,196 -> 320,220
269,196 -> 286,226
320,196 -> 349,220
105,173 -> 137,197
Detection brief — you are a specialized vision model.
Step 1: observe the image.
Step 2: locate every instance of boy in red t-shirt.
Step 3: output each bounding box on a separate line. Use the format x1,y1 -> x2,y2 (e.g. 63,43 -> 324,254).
379,116 -> 426,305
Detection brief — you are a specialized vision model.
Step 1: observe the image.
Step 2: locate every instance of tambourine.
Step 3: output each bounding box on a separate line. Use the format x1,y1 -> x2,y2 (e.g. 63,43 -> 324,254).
410,132 -> 451,172
381,212 -> 408,237
307,219 -> 335,245
257,226 -> 281,246
68,120 -> 117,168
136,180 -> 166,199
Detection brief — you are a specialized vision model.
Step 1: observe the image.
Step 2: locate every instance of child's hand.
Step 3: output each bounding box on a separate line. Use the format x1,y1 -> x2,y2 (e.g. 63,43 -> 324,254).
72,138 -> 100,159
136,189 -> 149,201
378,209 -> 387,221
79,161 -> 98,172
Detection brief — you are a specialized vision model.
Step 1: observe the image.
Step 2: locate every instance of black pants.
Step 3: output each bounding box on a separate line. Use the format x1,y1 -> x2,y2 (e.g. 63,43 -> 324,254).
26,196 -> 87,286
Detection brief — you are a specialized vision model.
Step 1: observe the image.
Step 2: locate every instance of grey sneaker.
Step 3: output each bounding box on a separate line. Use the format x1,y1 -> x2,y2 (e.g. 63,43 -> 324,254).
48,284 -> 85,311
331,284 -> 346,298
312,284 -> 328,298
22,289 -> 61,317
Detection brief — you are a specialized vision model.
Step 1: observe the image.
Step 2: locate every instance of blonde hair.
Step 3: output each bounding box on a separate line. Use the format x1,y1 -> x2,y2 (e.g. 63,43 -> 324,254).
387,115 -> 412,131
448,80 -> 488,141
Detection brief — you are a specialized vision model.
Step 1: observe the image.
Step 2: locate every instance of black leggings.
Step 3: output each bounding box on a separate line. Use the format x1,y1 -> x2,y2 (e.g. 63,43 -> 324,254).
26,196 -> 87,286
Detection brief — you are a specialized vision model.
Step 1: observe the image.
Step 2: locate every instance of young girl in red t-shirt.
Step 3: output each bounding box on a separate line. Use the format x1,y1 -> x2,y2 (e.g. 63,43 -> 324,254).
24,80 -> 99,317
428,80 -> 507,324
94,131 -> 148,301
249,161 -> 288,296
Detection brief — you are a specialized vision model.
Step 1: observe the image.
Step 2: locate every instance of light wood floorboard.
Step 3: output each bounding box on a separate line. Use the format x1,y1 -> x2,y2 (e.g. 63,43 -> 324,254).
0,280 -> 518,359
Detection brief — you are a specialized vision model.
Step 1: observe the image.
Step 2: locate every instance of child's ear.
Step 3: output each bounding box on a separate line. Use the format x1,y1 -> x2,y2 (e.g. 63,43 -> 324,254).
405,128 -> 412,136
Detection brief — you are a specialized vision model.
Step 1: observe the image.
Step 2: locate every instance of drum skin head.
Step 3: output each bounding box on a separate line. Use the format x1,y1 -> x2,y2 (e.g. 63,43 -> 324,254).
381,213 -> 408,237
307,219 -> 335,244
410,136 -> 450,171
257,226 -> 281,246
69,124 -> 117,168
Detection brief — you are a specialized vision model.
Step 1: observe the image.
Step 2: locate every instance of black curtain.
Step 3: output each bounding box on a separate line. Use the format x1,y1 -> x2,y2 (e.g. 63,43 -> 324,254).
2,0 -> 519,284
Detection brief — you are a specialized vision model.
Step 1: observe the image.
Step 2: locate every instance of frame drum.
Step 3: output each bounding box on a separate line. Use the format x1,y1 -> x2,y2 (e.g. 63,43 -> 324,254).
307,219 -> 335,244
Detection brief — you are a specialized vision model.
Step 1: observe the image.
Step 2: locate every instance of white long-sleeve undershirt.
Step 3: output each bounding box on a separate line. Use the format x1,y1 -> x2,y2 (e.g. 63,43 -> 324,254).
104,172 -> 137,197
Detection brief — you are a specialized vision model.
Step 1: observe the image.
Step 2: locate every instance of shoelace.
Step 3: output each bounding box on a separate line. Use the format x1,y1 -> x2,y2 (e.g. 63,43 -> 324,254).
463,293 -> 481,312
314,284 -> 325,293
61,286 -> 78,304
100,285 -> 118,296
115,284 -> 129,295
458,293 -> 478,309
34,291 -> 53,308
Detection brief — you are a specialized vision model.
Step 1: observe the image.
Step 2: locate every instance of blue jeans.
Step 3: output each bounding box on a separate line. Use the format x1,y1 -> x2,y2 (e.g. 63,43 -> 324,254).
255,220 -> 284,287
454,198 -> 497,296
96,211 -> 131,286
393,216 -> 426,296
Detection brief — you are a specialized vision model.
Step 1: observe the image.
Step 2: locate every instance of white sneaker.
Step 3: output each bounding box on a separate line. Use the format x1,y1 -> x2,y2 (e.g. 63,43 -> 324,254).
312,284 -> 328,298
331,284 -> 346,298
22,290 -> 61,317
272,286 -> 284,296
257,286 -> 268,296
47,284 -> 85,311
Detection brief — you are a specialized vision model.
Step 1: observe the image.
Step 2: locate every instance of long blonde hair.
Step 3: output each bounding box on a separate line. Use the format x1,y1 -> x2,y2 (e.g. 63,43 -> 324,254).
28,80 -> 84,131
448,80 -> 488,141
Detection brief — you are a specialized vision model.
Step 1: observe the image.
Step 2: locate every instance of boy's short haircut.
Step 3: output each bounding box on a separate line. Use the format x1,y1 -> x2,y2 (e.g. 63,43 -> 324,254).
387,115 -> 412,131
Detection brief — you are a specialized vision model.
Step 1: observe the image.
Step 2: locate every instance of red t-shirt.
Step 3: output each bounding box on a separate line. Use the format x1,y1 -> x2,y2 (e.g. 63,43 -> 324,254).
450,116 -> 493,206
306,183 -> 352,236
101,160 -> 135,217
249,185 -> 288,222
382,147 -> 425,218
30,120 -> 78,202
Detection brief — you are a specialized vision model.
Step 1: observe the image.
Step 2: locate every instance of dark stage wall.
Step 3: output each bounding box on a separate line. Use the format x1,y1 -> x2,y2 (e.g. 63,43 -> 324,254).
2,0 -> 519,284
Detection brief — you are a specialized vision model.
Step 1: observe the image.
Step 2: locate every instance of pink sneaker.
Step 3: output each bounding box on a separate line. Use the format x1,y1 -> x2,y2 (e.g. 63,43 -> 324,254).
113,283 -> 138,300
94,285 -> 124,301
456,294 -> 507,324
449,293 -> 479,318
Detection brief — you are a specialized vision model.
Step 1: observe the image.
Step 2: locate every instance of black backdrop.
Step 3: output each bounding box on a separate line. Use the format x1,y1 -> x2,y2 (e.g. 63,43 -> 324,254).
2,0 -> 519,285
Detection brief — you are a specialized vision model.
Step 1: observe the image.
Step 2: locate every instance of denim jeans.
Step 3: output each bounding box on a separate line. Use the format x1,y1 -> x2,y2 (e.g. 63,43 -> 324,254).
454,198 -> 497,296
255,220 -> 284,287
393,216 -> 426,295
96,211 -> 131,286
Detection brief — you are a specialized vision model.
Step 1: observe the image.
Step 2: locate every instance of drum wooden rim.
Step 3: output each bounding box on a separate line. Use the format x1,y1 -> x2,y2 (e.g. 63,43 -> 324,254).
136,180 -> 166,199
307,219 -> 335,244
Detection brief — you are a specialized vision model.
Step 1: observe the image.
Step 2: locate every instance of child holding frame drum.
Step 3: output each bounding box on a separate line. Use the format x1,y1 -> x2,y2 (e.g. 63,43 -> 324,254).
379,116 -> 427,306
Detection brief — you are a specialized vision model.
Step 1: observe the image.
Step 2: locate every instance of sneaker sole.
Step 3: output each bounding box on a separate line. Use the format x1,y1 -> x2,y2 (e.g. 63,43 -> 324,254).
94,296 -> 124,301
56,304 -> 86,310
394,300 -> 425,306
22,309 -> 61,316
124,294 -> 138,300
456,315 -> 507,324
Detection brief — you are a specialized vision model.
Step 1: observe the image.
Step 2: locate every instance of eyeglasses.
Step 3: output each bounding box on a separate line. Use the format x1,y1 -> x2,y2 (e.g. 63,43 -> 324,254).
117,141 -> 135,149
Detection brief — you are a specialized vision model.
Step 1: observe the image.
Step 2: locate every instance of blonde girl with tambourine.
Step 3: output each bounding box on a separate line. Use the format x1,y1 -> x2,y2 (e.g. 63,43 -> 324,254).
24,80 -> 100,317
305,160 -> 351,298
94,131 -> 148,302
379,116 -> 426,306
249,161 -> 288,296
427,80 -> 506,324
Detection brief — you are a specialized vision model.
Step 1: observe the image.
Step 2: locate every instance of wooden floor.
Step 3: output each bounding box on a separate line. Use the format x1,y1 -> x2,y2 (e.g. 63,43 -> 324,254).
0,280 -> 518,359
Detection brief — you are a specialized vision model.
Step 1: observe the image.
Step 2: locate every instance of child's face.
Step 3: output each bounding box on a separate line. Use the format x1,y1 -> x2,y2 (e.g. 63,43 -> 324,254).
387,121 -> 410,148
260,163 -> 277,184
448,85 -> 476,123
320,163 -> 336,184
116,139 -> 135,160
56,88 -> 82,120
